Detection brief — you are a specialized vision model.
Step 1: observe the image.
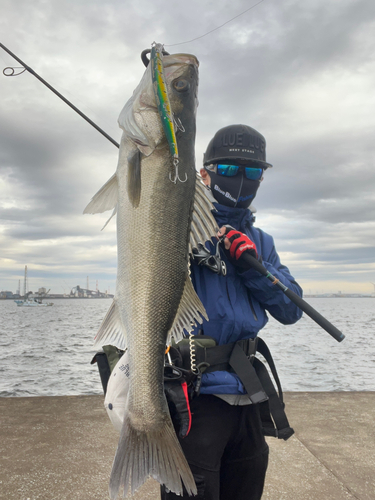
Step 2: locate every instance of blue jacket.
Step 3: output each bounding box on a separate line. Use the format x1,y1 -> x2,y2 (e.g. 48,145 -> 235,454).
190,203 -> 303,395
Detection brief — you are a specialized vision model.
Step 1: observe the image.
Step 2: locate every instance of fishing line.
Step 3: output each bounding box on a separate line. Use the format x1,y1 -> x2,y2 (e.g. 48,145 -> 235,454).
1,0 -> 265,149
165,0 -> 265,47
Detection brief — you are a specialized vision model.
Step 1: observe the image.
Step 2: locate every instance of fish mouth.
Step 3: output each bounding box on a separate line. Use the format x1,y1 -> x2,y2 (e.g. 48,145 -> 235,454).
163,56 -> 199,83
163,53 -> 199,68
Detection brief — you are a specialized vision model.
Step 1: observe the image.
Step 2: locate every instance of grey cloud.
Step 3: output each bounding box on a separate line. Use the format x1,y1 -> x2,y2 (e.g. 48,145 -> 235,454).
1,0 -> 375,292
197,0 -> 375,130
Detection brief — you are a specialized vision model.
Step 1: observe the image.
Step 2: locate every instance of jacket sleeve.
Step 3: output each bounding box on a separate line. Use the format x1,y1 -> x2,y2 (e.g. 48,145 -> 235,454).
239,230 -> 303,325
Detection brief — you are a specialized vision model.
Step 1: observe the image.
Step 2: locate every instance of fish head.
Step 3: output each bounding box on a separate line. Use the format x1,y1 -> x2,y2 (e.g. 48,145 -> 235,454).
163,53 -> 199,111
163,53 -> 199,133
118,53 -> 199,156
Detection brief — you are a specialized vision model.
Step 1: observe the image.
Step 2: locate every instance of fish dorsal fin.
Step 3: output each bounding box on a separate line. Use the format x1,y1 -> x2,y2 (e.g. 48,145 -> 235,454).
93,300 -> 127,351
189,174 -> 218,253
83,173 -> 118,214
167,176 -> 218,344
167,270 -> 208,345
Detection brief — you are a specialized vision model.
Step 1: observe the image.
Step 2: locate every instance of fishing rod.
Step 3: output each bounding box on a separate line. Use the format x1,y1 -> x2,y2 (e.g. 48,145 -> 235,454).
195,233 -> 345,342
1,42 -> 347,343
0,42 -> 120,149
240,252 -> 345,343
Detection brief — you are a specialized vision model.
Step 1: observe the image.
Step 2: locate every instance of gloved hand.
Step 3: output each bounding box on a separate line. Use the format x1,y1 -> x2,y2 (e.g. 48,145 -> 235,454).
164,379 -> 192,438
219,225 -> 258,270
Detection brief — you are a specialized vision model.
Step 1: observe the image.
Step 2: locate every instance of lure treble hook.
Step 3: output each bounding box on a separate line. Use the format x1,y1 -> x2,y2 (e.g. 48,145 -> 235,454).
173,115 -> 185,133
169,158 -> 187,184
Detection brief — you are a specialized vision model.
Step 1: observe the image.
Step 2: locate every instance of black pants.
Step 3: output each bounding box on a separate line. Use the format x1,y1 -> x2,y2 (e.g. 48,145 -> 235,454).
161,394 -> 269,500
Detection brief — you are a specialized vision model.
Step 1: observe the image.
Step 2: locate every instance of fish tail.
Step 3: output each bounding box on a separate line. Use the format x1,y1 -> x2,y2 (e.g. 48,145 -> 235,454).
109,415 -> 197,499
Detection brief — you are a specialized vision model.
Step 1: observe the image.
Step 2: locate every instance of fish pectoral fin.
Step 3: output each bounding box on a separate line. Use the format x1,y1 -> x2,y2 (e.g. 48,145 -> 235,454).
83,173 -> 118,214
167,273 -> 208,345
127,149 -> 142,208
93,300 -> 127,350
189,174 -> 218,253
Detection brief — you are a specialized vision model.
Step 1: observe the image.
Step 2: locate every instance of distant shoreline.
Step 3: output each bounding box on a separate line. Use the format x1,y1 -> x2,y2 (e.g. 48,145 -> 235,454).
0,295 -> 113,300
1,295 -> 373,300
304,295 -> 374,298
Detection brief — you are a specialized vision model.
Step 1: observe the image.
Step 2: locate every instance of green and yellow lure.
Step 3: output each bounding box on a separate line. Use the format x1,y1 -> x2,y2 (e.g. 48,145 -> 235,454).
150,42 -> 185,183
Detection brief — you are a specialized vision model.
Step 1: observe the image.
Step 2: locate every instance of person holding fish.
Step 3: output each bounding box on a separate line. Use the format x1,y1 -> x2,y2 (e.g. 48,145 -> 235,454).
88,46 -> 303,500
161,124 -> 303,500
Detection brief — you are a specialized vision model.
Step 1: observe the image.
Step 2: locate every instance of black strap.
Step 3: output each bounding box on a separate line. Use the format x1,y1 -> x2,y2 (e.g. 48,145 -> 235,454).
228,343 -> 268,404
253,358 -> 294,440
91,352 -> 111,395
256,338 -> 284,404
191,338 -> 259,373
252,338 -> 294,440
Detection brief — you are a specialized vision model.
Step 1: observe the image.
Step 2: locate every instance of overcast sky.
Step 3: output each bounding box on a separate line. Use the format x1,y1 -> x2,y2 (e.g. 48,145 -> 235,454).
1,0 -> 375,295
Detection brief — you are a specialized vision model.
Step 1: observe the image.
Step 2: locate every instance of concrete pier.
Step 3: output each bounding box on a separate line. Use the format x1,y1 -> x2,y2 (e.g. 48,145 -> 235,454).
1,393 -> 374,500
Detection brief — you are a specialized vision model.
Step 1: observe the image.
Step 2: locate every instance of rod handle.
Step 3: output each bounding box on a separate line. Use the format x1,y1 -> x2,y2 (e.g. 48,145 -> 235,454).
241,253 -> 345,343
283,287 -> 345,342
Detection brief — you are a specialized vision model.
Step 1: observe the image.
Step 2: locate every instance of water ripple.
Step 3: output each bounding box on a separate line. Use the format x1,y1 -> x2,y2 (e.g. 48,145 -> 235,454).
1,297 -> 375,396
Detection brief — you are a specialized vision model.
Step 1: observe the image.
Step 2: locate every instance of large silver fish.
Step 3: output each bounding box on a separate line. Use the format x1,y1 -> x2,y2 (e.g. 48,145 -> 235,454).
84,52 -> 217,498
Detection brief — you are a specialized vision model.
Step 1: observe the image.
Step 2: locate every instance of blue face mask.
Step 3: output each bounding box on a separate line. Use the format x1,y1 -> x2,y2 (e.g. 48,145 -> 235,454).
206,169 -> 260,208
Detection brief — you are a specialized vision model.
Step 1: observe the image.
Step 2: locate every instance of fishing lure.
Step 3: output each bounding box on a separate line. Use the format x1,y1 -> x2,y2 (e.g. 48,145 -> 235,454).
150,42 -> 186,183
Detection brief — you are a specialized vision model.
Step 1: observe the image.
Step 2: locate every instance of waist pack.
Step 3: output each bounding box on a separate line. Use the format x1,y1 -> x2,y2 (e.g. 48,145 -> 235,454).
169,335 -> 294,441
92,336 -> 294,441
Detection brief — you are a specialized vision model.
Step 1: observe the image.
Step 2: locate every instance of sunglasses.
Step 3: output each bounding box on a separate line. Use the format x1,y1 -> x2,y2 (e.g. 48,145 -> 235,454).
209,164 -> 264,181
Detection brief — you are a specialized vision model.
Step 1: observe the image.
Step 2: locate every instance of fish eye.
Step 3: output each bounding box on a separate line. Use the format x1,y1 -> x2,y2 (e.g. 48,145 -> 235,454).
173,79 -> 190,92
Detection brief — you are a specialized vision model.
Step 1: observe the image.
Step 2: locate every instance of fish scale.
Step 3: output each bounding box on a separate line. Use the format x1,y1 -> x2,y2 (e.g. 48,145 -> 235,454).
84,51 -> 218,498
118,148 -> 194,432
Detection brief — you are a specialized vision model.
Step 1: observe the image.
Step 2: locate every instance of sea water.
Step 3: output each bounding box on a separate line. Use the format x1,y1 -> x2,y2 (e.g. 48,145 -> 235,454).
0,297 -> 374,397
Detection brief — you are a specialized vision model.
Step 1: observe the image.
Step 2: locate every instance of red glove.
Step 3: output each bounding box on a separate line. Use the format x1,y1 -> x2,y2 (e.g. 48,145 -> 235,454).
226,230 -> 258,260
220,226 -> 258,270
